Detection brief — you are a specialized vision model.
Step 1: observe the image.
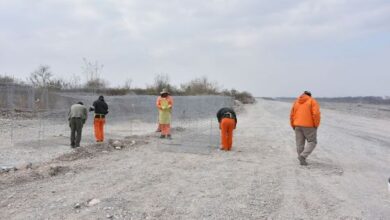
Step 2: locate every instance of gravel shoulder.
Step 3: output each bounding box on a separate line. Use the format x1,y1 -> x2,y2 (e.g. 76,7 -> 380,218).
1,99 -> 389,219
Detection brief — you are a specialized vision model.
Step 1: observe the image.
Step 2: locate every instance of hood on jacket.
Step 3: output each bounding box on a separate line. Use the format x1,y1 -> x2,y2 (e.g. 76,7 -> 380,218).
98,96 -> 104,101
298,94 -> 311,104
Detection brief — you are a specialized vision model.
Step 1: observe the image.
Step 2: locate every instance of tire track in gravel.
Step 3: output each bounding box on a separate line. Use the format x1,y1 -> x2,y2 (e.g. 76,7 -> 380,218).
253,99 -> 361,219
259,99 -> 389,219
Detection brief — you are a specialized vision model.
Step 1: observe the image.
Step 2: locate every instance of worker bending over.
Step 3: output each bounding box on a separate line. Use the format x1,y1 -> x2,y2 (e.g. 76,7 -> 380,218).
217,107 -> 237,151
68,101 -> 88,148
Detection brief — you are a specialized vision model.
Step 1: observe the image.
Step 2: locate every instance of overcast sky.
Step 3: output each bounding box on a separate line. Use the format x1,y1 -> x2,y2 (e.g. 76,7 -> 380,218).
0,0 -> 389,97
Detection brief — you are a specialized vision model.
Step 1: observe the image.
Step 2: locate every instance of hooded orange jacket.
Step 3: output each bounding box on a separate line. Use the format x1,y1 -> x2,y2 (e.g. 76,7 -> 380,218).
290,94 -> 321,128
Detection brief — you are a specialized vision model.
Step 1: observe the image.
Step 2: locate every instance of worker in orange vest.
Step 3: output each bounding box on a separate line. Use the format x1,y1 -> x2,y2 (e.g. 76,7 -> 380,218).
217,107 -> 237,151
290,91 -> 321,165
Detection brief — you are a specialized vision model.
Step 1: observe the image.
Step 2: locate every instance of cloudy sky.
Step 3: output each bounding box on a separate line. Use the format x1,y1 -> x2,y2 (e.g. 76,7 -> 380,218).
0,0 -> 389,97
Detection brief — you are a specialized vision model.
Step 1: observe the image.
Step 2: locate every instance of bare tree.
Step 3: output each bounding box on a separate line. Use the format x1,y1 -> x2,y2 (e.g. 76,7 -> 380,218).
180,76 -> 219,95
68,74 -> 82,89
152,73 -> 173,93
85,78 -> 107,90
82,58 -> 103,82
123,78 -> 133,90
47,78 -> 70,90
29,65 -> 53,88
0,74 -> 16,84
82,58 -> 105,91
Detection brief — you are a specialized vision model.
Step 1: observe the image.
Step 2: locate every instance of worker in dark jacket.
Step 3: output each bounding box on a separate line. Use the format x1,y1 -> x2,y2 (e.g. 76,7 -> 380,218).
68,102 -> 88,148
90,95 -> 109,142
216,107 -> 237,151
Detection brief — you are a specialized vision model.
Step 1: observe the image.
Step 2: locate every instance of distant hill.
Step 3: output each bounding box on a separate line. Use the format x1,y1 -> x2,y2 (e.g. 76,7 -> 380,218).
273,96 -> 390,105
317,96 -> 390,105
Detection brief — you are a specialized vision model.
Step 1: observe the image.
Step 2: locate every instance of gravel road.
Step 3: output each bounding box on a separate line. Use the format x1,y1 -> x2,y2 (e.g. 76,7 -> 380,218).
1,99 -> 389,219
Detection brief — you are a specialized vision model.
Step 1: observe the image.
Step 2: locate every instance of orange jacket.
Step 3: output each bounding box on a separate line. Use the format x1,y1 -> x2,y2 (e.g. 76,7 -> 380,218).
156,96 -> 174,109
290,94 -> 321,128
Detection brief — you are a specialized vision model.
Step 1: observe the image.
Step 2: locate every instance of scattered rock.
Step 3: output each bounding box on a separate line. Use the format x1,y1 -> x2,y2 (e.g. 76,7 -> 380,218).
25,162 -> 33,169
49,166 -> 60,176
130,140 -> 136,146
113,140 -> 121,147
74,203 -> 81,209
111,140 -> 123,149
1,166 -> 17,173
16,162 -> 33,170
172,127 -> 185,132
106,214 -> 113,219
48,165 -> 68,176
87,198 -> 101,207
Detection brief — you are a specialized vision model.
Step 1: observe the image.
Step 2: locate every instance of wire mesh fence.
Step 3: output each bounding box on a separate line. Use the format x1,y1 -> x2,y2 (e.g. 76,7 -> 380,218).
0,84 -> 235,165
157,118 -> 221,155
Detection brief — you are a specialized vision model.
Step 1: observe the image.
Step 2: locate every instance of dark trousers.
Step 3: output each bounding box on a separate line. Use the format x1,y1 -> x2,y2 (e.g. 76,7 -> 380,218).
70,117 -> 83,147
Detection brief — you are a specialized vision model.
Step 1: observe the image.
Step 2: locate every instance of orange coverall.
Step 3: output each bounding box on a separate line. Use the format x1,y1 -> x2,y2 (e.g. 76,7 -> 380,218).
220,118 -> 236,151
94,117 -> 105,142
91,96 -> 108,142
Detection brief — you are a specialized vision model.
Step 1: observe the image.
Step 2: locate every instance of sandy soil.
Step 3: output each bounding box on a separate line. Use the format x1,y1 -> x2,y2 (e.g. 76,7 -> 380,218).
1,99 -> 390,219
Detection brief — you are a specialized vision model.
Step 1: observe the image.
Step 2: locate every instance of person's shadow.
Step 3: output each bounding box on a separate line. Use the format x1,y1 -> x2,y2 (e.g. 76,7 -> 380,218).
305,160 -> 344,176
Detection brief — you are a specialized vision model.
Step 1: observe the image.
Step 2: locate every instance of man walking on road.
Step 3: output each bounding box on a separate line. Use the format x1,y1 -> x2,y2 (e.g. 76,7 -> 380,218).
217,107 -> 237,151
90,95 -> 109,142
68,102 -> 88,148
290,91 -> 321,165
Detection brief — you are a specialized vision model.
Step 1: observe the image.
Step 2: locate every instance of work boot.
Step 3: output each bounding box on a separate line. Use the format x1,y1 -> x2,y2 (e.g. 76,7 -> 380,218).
167,134 -> 172,139
298,155 -> 308,166
160,135 -> 165,139
71,144 -> 76,148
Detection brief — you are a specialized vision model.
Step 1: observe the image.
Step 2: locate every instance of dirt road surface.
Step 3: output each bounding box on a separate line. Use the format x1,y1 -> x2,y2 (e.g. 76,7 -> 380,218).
1,99 -> 389,219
